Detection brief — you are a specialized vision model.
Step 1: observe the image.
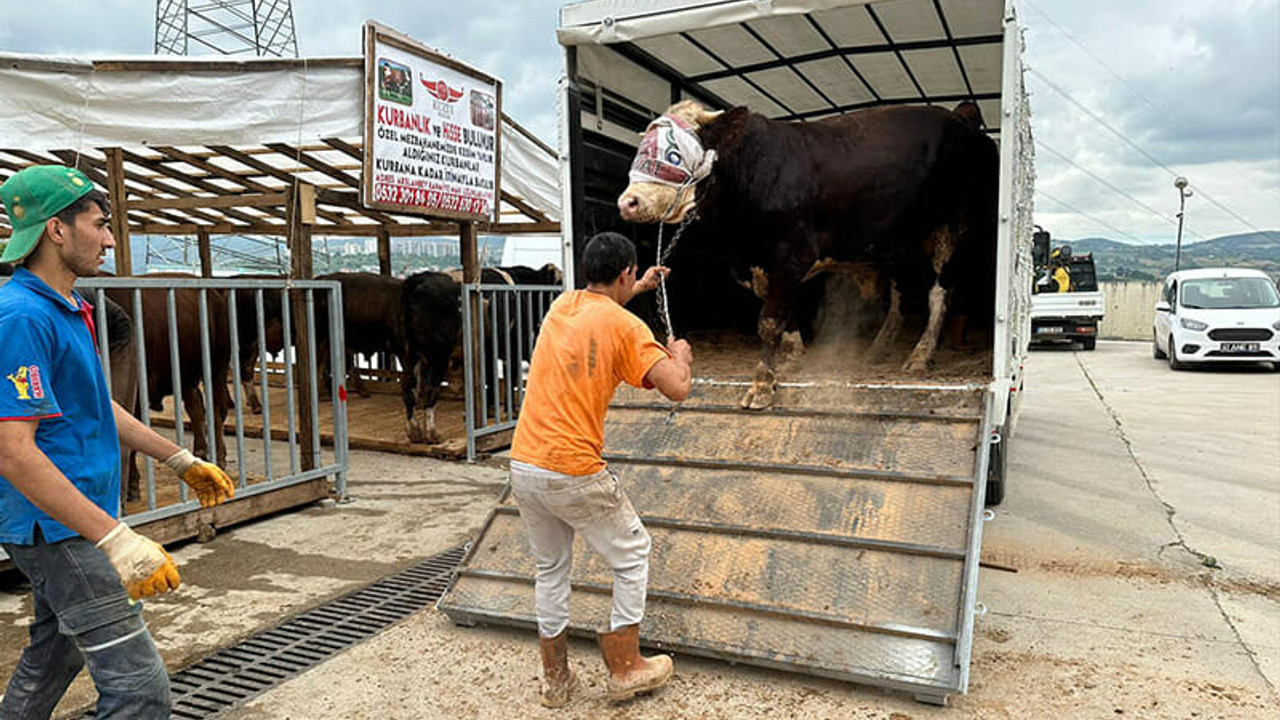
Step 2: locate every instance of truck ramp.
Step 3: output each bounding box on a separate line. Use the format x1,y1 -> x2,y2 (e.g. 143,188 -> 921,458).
439,380 -> 993,704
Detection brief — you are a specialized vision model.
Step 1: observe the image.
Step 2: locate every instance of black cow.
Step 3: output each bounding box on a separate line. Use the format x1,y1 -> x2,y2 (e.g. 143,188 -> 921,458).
315,272 -> 406,398
401,271 -> 462,443
618,100 -> 998,408
497,263 -> 563,287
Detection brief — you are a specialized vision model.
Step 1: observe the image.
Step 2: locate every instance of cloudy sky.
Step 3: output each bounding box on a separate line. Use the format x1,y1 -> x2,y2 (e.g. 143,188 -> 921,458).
1,0 -> 1276,245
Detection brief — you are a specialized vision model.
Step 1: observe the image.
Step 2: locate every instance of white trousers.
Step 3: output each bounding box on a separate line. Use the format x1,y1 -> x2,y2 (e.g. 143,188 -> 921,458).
510,460 -> 652,638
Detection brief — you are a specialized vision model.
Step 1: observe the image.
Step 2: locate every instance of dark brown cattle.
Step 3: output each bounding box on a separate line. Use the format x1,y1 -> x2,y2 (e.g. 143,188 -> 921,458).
315,272 -> 405,398
401,271 -> 462,443
618,100 -> 998,408
230,275 -> 286,415
104,276 -> 232,466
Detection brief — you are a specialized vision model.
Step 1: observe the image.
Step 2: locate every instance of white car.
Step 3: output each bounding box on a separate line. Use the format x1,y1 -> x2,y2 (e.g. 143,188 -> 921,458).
1153,268 -> 1280,370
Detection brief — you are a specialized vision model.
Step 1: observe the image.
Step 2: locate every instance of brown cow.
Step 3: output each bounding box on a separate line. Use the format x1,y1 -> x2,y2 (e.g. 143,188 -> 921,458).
229,275 -> 286,415
104,276 -> 233,467
617,100 -> 998,408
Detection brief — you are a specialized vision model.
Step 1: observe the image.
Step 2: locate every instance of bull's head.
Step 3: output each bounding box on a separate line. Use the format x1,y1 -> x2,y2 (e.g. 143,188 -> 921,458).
617,100 -> 723,224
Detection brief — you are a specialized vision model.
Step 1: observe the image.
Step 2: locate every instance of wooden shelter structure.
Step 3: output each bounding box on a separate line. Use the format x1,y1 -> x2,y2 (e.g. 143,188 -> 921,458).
0,53 -> 561,279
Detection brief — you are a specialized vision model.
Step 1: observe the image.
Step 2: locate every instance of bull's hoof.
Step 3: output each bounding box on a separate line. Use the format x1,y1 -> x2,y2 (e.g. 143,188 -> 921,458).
739,381 -> 777,410
902,352 -> 932,374
776,331 -> 805,373
406,423 -> 439,445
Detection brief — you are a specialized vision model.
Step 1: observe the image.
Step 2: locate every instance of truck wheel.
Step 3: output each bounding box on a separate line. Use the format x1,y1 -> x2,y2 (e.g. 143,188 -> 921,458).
1081,337 -> 1097,351
1168,337 -> 1184,370
985,427 -> 1006,507
1152,330 -> 1166,359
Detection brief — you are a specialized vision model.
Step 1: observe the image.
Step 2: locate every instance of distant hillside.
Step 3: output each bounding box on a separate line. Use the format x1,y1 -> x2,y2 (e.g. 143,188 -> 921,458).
1066,231 -> 1280,282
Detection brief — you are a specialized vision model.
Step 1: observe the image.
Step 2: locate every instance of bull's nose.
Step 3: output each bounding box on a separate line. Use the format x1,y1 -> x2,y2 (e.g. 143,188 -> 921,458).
618,194 -> 640,217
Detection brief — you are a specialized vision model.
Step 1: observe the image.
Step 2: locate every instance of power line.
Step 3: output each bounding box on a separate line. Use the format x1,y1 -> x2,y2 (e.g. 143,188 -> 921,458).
1027,66 -> 1273,237
1035,139 -> 1207,241
1025,2 -> 1169,122
1024,0 -> 1280,209
1034,189 -> 1148,245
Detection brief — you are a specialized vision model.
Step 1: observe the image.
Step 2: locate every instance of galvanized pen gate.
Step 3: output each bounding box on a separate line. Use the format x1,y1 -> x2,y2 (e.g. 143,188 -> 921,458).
441,380 -> 994,705
0,276 -> 349,562
461,282 -> 563,460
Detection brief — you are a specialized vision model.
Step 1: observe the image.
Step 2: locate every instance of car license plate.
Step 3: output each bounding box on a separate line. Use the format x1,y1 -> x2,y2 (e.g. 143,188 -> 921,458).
1220,342 -> 1260,352
1040,326 -> 1063,334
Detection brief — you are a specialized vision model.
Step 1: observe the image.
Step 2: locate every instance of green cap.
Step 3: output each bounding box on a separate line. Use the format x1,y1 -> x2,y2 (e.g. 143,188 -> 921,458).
1,165 -> 95,263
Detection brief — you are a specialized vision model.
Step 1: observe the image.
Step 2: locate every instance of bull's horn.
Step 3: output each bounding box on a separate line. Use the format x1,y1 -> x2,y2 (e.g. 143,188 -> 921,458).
695,108 -> 724,126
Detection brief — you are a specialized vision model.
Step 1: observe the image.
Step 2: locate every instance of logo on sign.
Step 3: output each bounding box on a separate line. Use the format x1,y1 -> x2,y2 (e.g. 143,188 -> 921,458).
422,79 -> 464,103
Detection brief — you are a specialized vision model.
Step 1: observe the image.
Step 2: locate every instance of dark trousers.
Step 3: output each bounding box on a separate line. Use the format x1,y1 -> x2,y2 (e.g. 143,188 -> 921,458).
1,529 -> 170,720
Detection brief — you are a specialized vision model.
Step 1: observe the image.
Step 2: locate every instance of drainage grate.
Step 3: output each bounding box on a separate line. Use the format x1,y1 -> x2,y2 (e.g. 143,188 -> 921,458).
79,544 -> 467,719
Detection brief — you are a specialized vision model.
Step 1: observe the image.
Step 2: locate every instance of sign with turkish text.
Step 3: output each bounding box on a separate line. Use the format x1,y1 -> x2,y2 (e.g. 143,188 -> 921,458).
362,22 -> 502,222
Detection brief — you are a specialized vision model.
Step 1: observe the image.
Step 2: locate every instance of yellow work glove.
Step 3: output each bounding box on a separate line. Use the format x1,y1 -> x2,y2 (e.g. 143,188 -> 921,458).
96,522 -> 181,600
164,449 -> 236,508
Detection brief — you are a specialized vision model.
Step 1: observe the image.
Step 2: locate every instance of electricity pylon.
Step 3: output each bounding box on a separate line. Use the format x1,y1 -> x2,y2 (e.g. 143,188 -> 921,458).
155,0 -> 299,57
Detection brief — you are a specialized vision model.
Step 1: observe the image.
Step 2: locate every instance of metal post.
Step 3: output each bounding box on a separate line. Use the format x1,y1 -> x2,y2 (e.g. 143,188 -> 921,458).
133,290 -> 156,509
1173,176 -> 1192,273
227,289 -> 247,487
305,289 -> 321,471
166,289 -> 188,504
327,283 -> 349,498
281,289 -> 299,475
462,284 -> 477,462
255,289 -> 274,483
93,289 -> 113,397
198,289 -> 218,467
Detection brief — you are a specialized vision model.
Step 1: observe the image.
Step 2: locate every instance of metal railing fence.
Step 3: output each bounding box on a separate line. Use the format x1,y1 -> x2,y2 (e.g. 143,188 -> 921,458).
461,283 -> 562,460
0,276 -> 348,558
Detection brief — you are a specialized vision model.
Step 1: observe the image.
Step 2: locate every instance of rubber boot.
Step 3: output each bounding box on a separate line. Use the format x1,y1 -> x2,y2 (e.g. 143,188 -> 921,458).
539,631 -> 577,708
597,624 -> 673,701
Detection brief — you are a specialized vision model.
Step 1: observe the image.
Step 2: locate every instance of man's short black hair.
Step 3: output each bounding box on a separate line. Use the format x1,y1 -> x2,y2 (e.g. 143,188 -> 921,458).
581,232 -> 637,284
23,190 -> 110,267
53,189 -> 110,227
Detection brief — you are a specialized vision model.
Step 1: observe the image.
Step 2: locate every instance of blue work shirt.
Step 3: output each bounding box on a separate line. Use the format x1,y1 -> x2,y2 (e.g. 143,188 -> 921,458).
0,268 -> 120,544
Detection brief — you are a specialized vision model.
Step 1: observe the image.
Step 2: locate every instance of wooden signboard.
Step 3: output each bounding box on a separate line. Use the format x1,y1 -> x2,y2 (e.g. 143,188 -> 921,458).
362,21 -> 503,223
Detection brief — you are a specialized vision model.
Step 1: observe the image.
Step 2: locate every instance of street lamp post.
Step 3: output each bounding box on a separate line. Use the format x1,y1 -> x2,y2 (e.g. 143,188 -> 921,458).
1173,176 -> 1193,272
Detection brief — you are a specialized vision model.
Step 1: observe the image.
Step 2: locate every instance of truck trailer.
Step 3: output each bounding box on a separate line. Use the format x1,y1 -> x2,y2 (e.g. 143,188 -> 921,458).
441,0 -> 1035,706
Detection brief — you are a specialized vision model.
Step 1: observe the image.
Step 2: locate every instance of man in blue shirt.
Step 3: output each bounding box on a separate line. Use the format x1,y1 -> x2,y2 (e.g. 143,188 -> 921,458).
0,165 -> 236,719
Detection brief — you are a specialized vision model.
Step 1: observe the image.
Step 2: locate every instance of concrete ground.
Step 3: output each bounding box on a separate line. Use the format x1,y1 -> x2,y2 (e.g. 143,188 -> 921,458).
2,340 -> 1277,718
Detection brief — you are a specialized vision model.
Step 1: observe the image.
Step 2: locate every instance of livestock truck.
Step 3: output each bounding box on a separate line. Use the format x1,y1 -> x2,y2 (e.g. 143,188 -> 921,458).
441,0 -> 1034,706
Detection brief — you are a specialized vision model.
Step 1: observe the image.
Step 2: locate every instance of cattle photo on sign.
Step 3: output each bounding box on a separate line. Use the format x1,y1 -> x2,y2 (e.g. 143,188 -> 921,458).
617,100 -> 999,409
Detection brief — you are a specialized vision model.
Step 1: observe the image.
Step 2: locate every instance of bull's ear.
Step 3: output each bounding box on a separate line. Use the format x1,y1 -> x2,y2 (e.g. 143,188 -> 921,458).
694,108 -> 724,126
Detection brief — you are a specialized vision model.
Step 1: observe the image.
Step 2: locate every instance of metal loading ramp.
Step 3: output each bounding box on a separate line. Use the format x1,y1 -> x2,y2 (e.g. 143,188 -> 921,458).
440,380 -> 993,704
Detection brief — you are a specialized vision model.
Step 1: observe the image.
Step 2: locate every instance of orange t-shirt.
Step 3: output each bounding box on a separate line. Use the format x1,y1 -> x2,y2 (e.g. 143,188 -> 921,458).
511,290 -> 670,475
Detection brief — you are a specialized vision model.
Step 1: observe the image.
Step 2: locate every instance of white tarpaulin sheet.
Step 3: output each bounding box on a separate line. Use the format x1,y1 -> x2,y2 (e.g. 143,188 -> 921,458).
558,0 -> 874,46
0,52 -> 559,221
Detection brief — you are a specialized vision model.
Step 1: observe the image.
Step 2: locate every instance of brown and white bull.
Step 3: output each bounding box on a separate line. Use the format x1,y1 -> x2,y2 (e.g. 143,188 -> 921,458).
617,100 -> 998,408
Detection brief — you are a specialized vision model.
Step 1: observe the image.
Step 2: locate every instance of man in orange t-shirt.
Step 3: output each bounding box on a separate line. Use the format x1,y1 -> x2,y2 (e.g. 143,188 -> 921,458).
510,232 -> 692,708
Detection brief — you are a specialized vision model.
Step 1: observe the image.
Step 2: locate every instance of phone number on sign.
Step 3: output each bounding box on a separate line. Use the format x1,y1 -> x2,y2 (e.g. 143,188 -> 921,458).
372,183 -> 490,215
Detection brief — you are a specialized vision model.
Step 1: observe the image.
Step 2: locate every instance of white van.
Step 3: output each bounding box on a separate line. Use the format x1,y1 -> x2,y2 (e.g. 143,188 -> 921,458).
1153,267 -> 1280,369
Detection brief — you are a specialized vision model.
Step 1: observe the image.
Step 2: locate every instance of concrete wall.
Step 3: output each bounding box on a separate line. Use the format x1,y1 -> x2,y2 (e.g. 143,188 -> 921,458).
1098,281 -> 1162,340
